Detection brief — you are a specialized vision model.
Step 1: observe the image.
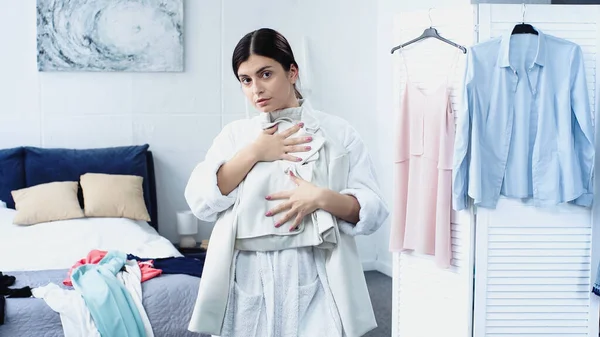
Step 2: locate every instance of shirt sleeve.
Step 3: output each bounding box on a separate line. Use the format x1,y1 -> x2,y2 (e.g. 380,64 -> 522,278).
569,45 -> 595,207
452,48 -> 474,211
338,126 -> 390,236
184,122 -> 240,222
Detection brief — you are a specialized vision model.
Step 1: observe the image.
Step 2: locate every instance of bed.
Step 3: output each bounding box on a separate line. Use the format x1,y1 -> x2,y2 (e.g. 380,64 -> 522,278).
0,145 -> 209,337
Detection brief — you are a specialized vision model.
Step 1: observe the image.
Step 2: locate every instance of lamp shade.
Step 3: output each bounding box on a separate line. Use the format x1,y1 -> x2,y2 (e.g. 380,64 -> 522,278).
176,210 -> 198,235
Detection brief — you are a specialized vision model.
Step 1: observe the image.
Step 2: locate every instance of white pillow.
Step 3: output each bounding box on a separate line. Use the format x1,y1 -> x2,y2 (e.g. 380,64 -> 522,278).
0,209 -> 181,271
0,200 -> 5,208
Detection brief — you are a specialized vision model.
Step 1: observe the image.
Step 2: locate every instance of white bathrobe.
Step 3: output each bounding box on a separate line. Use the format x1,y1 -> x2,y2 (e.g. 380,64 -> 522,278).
185,100 -> 389,337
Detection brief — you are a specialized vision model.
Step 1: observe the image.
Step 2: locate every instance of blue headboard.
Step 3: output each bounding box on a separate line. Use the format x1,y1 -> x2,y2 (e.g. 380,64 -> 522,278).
0,144 -> 159,231
145,151 -> 159,231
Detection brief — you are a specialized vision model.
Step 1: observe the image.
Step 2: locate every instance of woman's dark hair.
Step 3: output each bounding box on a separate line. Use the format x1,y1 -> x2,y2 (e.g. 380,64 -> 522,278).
232,28 -> 303,99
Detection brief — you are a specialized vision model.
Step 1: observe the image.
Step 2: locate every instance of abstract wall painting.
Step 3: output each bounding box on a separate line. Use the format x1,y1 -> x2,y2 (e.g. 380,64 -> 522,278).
36,0 -> 184,72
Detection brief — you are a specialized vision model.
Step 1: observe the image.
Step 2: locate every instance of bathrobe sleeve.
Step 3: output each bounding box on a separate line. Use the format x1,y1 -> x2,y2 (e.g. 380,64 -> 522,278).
185,122 -> 240,223
338,126 -> 390,236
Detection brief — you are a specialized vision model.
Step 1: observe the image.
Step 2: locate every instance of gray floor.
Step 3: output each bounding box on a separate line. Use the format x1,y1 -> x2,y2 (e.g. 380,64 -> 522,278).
363,271 -> 392,337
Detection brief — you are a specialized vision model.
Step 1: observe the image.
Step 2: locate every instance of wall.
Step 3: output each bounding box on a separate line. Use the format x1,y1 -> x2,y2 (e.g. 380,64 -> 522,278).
0,0 -> 383,266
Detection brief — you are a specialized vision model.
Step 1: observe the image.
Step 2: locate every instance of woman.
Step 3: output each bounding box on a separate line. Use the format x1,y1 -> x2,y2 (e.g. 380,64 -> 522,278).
184,28 -> 389,337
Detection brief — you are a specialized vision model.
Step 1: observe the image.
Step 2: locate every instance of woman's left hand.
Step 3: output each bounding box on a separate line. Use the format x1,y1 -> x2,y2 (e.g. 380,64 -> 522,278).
265,171 -> 324,231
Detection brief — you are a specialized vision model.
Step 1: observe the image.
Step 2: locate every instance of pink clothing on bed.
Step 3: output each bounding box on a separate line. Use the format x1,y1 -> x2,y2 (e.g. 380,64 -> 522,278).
63,249 -> 162,286
389,76 -> 456,269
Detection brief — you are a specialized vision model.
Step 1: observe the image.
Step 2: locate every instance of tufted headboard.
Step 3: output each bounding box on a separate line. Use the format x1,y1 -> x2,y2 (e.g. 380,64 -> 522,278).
0,144 -> 159,231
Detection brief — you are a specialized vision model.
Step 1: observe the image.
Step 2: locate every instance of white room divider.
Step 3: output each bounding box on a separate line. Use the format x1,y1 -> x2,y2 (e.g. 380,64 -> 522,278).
392,4 -> 600,337
473,4 -> 600,337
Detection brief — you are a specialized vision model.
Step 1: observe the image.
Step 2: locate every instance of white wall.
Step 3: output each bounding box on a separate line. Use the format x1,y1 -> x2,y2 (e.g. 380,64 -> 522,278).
0,0 -> 384,265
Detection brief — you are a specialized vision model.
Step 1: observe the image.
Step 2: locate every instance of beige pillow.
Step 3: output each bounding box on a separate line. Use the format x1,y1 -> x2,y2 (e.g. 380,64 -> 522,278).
11,181 -> 85,225
80,173 -> 151,221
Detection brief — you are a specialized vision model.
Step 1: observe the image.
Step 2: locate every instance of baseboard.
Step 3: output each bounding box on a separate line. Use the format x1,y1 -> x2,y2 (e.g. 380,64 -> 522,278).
362,260 -> 393,277
375,260 -> 393,277
362,260 -> 378,271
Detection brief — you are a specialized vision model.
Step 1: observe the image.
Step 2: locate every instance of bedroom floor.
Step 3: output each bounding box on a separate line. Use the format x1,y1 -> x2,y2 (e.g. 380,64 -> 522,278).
363,271 -> 392,337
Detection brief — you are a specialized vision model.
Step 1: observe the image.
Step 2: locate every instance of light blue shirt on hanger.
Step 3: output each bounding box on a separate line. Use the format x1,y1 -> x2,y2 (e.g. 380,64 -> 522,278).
452,28 -> 595,211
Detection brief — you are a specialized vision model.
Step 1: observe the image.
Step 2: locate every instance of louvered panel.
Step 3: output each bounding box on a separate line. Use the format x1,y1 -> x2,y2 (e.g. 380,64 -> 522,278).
491,22 -> 597,35
488,270 -> 591,278
489,249 -> 591,257
489,235 -> 590,242
488,283 -> 590,292
475,6 -> 599,337
488,320 -> 588,327
392,5 -> 476,337
489,312 -> 588,320
488,298 -> 590,306
488,305 -> 589,313
487,264 -> 590,272
489,256 -> 591,264
488,327 -> 588,335
489,334 -> 585,337
489,241 -> 592,250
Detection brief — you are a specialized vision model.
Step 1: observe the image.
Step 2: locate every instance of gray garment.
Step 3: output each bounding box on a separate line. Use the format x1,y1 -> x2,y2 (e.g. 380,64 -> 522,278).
235,106 -> 337,251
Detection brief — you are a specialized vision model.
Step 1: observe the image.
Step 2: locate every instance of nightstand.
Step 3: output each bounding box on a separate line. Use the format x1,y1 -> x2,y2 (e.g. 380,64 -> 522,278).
174,242 -> 207,260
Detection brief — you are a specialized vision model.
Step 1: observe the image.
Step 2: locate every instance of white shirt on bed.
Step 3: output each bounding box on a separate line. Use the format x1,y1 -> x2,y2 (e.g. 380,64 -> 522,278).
32,283 -> 100,337
116,259 -> 154,337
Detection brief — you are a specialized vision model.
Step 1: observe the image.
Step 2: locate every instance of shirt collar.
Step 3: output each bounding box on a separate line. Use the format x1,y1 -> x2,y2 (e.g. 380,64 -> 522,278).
258,99 -> 320,132
496,27 -> 546,68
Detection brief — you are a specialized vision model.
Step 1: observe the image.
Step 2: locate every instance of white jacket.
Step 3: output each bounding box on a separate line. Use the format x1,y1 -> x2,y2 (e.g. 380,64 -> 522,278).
185,101 -> 389,337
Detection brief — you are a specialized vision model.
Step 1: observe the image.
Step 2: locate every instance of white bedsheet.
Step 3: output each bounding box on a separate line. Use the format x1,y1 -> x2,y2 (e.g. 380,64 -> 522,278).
0,208 -> 182,271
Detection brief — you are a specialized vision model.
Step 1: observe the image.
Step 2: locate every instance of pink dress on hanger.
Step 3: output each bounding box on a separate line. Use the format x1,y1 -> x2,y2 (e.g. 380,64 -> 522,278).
389,51 -> 457,269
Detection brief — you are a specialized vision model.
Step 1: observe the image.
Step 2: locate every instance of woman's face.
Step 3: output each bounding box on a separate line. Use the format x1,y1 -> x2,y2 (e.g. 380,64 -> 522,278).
237,54 -> 298,113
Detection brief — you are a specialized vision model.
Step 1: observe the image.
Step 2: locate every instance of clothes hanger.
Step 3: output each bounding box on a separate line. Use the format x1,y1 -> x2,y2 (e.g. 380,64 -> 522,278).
511,3 -> 538,35
390,8 -> 467,54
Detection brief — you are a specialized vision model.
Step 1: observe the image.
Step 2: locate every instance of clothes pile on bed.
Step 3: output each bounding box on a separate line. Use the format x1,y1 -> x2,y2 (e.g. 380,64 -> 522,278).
0,272 -> 33,325
1,249 -> 204,337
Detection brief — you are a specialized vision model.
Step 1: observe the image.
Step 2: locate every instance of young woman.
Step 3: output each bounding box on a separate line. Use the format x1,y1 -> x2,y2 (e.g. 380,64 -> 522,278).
184,28 -> 389,337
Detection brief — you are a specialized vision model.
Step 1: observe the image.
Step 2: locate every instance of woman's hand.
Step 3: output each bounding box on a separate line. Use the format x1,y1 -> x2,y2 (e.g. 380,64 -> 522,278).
250,122 -> 313,162
265,171 -> 324,231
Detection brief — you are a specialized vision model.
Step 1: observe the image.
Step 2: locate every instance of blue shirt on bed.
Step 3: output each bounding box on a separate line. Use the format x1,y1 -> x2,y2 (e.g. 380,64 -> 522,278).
70,251 -> 146,337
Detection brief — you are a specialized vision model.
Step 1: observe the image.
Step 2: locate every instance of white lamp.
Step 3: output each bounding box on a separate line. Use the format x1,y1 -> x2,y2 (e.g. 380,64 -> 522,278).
177,210 -> 198,248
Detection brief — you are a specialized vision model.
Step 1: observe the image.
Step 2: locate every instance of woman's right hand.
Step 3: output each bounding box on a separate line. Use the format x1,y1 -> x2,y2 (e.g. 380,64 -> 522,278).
250,122 -> 313,162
